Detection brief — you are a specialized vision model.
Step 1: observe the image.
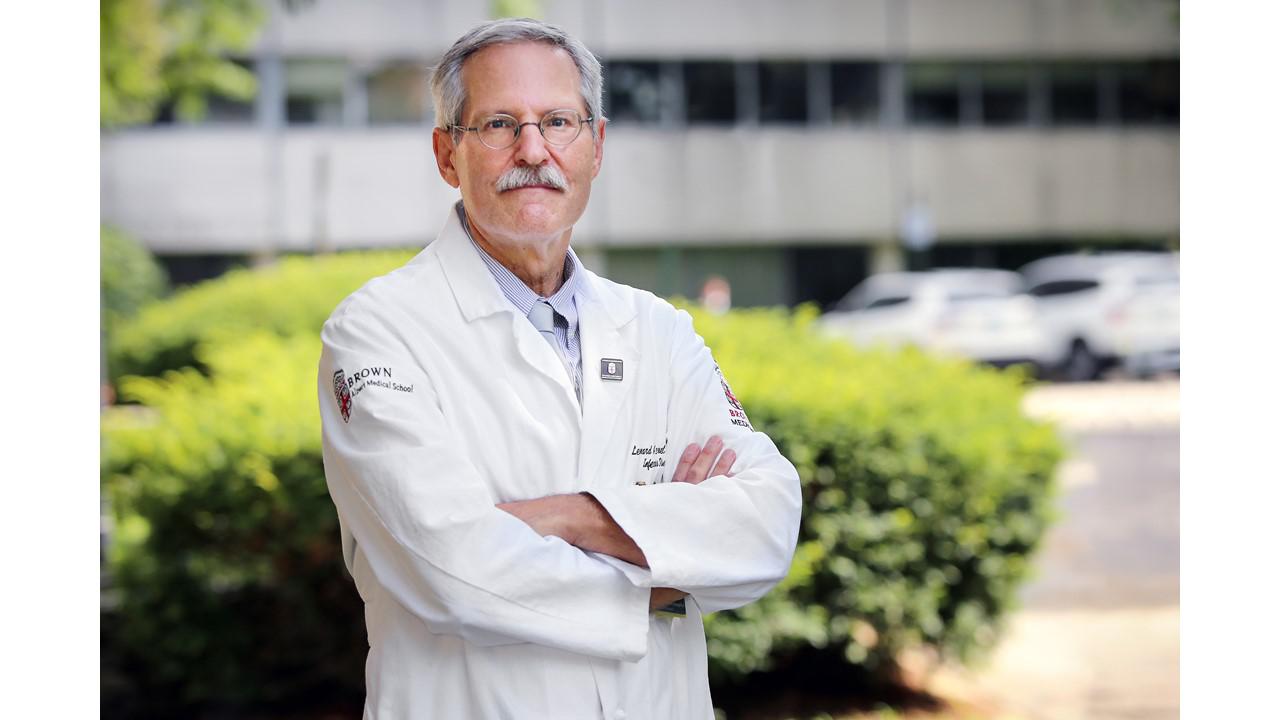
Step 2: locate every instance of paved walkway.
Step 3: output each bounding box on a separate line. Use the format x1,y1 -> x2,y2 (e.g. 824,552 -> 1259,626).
1021,378 -> 1180,432
929,607 -> 1179,720
927,380 -> 1180,720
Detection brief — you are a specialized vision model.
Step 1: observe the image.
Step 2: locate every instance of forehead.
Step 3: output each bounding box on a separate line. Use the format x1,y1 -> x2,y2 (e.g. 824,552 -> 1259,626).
461,41 -> 585,117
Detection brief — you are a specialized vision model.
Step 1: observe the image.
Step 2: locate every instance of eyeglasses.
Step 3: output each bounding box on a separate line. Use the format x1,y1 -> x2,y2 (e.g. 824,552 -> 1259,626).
451,109 -> 594,150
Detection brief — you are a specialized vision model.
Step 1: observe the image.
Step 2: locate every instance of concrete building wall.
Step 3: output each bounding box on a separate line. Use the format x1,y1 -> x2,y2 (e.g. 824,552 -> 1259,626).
99,0 -> 1179,291
102,127 -> 1177,253
250,0 -> 1178,60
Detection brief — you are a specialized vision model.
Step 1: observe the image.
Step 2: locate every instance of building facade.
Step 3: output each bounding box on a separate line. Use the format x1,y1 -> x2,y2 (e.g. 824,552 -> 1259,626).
100,0 -> 1179,306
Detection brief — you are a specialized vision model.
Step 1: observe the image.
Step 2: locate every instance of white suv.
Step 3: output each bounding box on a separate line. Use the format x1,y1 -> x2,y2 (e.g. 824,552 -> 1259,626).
817,269 -> 1053,370
1019,252 -> 1179,381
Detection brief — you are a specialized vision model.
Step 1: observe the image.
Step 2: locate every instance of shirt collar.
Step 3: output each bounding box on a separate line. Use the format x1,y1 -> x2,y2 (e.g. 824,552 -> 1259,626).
456,201 -> 583,327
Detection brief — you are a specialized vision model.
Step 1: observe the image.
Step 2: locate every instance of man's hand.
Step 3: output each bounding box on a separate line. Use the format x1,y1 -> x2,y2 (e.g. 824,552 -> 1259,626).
671,435 -> 735,485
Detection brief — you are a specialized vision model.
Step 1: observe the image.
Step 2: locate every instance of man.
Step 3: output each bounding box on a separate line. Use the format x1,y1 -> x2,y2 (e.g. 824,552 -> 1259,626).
318,18 -> 801,719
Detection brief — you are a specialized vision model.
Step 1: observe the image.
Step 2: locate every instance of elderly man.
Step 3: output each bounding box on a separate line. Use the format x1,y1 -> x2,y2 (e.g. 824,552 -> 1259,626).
318,18 -> 801,719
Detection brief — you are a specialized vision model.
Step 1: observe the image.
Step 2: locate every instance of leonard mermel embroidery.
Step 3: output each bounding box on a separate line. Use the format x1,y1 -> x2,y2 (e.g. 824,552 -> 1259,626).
333,366 -> 413,422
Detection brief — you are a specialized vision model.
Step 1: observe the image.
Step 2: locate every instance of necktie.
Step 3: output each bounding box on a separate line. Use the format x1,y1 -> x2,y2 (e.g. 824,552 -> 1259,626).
528,301 -> 578,403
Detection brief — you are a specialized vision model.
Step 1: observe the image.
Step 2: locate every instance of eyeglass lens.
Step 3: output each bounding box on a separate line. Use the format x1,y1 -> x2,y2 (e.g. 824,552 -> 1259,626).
476,110 -> 585,149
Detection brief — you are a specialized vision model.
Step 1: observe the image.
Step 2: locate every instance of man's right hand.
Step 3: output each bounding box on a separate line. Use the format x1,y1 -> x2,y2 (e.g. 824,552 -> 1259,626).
651,435 -> 736,610
671,435 -> 735,485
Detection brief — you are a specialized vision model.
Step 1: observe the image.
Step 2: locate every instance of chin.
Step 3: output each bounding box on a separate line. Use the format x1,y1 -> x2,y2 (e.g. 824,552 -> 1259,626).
510,196 -> 581,233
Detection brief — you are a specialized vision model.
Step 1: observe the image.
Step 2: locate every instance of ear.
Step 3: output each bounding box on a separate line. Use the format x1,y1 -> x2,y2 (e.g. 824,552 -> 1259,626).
590,117 -> 607,180
432,127 -> 461,188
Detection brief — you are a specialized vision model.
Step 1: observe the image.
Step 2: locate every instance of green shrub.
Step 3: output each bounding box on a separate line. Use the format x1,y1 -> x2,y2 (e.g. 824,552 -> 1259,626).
102,258 -> 1062,715
107,249 -> 415,381
686,305 -> 1063,681
101,225 -> 168,346
103,332 -> 362,716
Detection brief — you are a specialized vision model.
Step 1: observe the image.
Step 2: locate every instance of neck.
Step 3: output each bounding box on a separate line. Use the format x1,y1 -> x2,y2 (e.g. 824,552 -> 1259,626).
466,211 -> 571,297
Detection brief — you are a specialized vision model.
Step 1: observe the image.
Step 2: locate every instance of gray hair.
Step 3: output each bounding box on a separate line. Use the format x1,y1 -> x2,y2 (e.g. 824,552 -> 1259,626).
430,18 -> 604,131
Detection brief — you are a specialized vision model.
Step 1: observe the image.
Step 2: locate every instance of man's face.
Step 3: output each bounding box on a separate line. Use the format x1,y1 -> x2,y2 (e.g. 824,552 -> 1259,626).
433,41 -> 605,248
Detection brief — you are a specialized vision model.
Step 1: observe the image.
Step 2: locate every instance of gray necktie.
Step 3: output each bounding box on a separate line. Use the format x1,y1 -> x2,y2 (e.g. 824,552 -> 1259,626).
528,301 -> 575,392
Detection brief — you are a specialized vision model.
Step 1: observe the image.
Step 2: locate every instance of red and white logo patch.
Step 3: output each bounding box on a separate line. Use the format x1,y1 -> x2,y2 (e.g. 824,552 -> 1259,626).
333,370 -> 353,423
716,364 -> 752,430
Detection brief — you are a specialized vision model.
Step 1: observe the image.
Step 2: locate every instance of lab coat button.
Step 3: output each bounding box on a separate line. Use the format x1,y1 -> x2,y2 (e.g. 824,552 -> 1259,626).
613,710 -> 627,720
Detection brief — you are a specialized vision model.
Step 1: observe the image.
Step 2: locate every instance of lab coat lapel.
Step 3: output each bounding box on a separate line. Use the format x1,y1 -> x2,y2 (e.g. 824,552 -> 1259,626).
434,205 -> 582,415
513,314 -> 583,414
432,205 -> 515,322
578,273 -> 640,487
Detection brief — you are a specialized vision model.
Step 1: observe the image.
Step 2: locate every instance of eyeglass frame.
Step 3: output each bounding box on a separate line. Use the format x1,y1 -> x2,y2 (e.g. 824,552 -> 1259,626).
449,109 -> 597,150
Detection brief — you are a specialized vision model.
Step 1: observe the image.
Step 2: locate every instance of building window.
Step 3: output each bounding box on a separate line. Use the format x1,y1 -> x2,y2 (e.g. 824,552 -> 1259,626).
285,58 -> 347,125
367,62 -> 429,124
830,61 -> 879,124
980,63 -> 1031,126
684,61 -> 737,124
204,94 -> 256,124
907,63 -> 962,126
758,61 -> 809,124
1048,62 -> 1100,126
605,61 -> 664,124
1119,60 -> 1178,125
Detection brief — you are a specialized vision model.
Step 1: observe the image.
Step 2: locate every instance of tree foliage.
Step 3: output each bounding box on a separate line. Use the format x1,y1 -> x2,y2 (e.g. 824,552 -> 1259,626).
492,0 -> 544,19
101,0 -> 265,127
101,225 -> 169,347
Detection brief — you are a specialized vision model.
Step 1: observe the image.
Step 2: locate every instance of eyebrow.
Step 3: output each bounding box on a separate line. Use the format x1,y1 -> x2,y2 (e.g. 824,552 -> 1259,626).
470,105 -> 587,119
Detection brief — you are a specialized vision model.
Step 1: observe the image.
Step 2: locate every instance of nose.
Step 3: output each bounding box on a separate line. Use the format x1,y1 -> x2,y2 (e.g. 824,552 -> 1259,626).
511,122 -> 550,166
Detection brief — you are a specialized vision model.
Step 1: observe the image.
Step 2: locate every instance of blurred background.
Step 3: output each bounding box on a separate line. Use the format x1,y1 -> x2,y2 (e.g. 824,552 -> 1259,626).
100,1 -> 1179,718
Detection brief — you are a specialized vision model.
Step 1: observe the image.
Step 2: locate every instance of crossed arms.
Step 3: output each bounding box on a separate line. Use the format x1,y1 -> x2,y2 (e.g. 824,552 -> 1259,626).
498,436 -> 736,611
319,304 -> 800,660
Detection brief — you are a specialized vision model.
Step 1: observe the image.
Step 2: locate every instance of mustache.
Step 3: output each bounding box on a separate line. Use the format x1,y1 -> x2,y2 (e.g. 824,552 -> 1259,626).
496,164 -> 568,192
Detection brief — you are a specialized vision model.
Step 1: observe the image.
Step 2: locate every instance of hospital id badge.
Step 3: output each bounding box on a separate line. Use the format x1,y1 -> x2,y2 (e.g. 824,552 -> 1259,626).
656,598 -> 686,618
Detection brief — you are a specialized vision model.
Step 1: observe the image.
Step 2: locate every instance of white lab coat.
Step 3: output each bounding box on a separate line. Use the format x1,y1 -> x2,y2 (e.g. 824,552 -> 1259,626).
317,208 -> 802,720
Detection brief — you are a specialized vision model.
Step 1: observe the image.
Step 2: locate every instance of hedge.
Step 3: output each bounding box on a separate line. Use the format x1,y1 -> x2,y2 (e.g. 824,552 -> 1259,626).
687,306 -> 1062,681
101,253 -> 1062,716
106,249 -> 415,381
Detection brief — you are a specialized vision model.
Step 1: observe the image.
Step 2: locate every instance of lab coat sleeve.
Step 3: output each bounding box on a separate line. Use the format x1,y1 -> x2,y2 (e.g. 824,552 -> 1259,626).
589,309 -> 803,614
318,303 -> 651,660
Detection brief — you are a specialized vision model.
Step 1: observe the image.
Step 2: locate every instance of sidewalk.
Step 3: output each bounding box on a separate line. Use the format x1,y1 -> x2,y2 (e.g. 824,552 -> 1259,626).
1021,378 -> 1180,431
928,380 -> 1181,719
928,607 -> 1179,720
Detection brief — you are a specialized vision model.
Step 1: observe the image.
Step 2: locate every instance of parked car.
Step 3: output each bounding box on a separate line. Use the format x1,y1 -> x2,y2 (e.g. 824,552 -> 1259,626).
817,269 -> 1053,371
1018,251 -> 1179,381
1114,273 -> 1180,377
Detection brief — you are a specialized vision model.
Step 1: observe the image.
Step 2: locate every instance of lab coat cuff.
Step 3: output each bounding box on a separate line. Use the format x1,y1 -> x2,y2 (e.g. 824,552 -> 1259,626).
588,552 -> 654,588
587,488 -> 682,589
590,552 -> 652,657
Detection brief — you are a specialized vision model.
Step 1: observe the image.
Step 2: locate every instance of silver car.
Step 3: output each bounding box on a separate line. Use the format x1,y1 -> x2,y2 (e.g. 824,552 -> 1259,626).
818,269 -> 1053,371
1019,252 -> 1179,381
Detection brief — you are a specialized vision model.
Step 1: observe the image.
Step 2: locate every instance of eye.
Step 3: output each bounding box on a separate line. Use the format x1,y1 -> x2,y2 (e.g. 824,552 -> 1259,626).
483,116 -> 515,130
544,112 -> 580,129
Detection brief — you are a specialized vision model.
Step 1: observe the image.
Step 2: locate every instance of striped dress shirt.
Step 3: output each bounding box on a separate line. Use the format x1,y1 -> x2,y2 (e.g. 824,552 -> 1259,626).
456,202 -> 585,399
